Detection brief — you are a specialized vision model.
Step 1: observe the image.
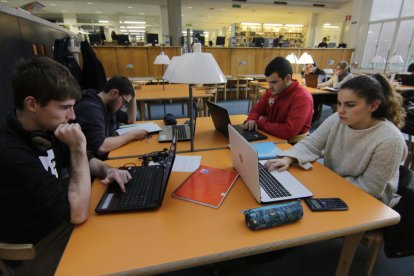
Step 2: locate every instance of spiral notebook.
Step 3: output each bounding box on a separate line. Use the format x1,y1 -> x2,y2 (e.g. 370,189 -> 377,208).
172,165 -> 238,208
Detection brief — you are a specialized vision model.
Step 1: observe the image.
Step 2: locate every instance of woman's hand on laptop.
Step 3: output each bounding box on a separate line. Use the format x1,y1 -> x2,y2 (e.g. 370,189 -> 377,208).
100,167 -> 132,193
244,120 -> 257,131
264,157 -> 295,172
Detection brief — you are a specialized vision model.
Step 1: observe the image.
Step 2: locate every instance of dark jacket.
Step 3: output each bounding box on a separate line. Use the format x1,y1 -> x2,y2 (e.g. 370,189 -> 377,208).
81,41 -> 107,91
75,89 -> 118,160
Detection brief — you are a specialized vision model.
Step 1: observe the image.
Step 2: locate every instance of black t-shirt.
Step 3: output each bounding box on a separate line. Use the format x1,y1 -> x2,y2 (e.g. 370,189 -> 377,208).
0,113 -> 71,244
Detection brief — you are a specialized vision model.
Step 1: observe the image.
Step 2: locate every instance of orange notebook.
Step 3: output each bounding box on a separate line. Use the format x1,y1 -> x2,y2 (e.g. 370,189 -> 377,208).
172,165 -> 238,208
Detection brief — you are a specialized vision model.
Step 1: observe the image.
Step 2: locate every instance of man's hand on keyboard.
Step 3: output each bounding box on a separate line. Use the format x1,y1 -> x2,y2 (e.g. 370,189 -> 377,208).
264,157 -> 295,172
100,167 -> 132,193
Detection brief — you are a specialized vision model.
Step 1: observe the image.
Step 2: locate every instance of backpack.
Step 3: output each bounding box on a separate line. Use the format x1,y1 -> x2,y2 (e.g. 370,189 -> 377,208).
383,165 -> 414,257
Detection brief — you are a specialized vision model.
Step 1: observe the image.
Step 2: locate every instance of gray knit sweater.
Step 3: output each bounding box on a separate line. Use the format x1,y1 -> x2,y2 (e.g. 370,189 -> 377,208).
280,113 -> 407,207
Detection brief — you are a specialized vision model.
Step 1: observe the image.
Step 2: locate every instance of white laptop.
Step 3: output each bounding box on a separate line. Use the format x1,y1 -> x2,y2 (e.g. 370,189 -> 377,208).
228,125 -> 313,203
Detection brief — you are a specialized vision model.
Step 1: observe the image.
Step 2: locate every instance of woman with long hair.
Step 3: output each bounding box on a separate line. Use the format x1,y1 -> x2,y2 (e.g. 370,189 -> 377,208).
266,74 -> 407,207
318,60 -> 353,89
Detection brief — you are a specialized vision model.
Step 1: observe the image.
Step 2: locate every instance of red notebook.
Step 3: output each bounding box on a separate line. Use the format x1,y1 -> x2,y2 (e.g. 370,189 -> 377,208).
172,165 -> 238,208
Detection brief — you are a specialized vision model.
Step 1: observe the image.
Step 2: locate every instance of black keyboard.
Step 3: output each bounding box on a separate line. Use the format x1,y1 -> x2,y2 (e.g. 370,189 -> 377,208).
118,165 -> 164,208
173,125 -> 188,139
258,163 -> 291,198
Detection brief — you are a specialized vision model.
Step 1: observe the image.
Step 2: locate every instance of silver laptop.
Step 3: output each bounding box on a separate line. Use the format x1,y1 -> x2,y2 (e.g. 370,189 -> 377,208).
159,103 -> 197,142
228,124 -> 313,203
159,124 -> 191,142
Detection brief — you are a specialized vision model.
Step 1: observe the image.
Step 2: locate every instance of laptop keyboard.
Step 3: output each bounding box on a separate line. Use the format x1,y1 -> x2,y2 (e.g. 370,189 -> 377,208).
258,163 -> 291,198
118,165 -> 164,208
173,125 -> 188,139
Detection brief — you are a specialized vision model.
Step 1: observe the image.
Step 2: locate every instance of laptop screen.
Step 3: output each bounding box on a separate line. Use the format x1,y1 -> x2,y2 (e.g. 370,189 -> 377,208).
158,135 -> 177,202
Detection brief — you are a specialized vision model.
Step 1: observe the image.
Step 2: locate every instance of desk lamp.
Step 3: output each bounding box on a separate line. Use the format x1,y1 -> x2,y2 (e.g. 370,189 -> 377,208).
154,50 -> 171,89
371,55 -> 386,71
237,60 -> 246,76
388,54 -> 404,81
286,53 -> 298,74
286,53 -> 298,64
163,56 -> 182,82
167,47 -> 226,151
297,52 -> 314,65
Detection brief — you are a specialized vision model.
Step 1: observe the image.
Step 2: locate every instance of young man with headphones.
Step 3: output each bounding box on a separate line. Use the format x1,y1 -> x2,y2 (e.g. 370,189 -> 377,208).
75,75 -> 147,160
0,57 -> 131,275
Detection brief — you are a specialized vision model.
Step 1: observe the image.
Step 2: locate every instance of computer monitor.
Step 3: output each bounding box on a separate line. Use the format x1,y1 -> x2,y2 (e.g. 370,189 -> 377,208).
198,36 -> 205,46
88,33 -> 102,46
216,36 -> 225,46
117,34 -> 130,46
255,37 -> 265,47
147,33 -> 159,46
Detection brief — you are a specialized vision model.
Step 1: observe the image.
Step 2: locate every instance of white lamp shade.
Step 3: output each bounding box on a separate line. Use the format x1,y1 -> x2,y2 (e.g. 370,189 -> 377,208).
163,56 -> 182,81
297,52 -> 314,64
371,55 -> 385,64
388,54 -> 404,64
168,53 -> 227,84
286,53 -> 298,64
154,52 -> 171,65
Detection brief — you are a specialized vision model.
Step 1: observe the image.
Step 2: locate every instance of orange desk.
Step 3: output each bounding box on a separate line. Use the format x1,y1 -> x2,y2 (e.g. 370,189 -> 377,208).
397,85 -> 414,93
108,114 -> 287,159
56,148 -> 400,276
136,84 -> 214,120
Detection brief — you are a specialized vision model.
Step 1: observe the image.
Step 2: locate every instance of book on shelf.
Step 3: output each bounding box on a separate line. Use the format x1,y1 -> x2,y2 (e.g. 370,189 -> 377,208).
172,165 -> 238,208
252,142 -> 282,160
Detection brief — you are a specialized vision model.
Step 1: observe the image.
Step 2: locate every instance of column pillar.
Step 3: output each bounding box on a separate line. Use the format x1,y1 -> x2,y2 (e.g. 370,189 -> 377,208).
160,5 -> 169,45
307,13 -> 318,48
167,0 -> 182,46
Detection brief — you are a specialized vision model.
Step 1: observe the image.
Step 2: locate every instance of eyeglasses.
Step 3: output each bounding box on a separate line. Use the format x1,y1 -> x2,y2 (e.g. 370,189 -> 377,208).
120,95 -> 129,107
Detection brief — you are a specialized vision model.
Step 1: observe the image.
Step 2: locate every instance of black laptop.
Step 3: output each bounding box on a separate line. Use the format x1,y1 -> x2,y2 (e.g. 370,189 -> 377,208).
206,101 -> 267,142
95,135 -> 177,213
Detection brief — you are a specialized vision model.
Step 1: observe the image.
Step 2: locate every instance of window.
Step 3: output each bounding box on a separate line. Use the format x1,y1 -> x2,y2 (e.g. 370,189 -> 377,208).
370,0 -> 402,21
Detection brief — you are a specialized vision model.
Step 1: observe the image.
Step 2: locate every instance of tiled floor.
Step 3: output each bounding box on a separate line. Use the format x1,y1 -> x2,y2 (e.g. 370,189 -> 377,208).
147,100 -> 414,276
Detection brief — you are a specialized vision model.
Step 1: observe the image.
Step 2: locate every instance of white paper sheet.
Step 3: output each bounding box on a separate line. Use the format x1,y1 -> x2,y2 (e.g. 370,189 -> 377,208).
172,155 -> 201,172
116,122 -> 162,135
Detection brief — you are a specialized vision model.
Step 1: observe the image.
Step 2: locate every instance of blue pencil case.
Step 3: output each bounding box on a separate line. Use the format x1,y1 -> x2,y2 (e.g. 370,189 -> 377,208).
243,200 -> 303,230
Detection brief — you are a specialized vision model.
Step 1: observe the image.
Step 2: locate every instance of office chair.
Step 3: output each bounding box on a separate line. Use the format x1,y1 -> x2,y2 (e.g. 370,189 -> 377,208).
0,242 -> 35,276
338,145 -> 414,276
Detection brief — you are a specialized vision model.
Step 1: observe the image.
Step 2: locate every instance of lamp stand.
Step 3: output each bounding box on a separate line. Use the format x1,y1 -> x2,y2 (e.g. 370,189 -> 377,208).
188,84 -> 194,152
161,64 -> 165,90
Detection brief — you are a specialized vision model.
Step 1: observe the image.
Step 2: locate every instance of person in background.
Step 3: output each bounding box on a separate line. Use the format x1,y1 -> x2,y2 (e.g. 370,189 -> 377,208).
111,30 -> 117,41
75,75 -> 147,160
318,37 -> 328,48
0,57 -> 131,275
244,57 -> 314,140
301,62 -> 326,83
409,63 -> 414,75
274,35 -> 284,47
318,60 -> 353,89
265,74 -> 407,207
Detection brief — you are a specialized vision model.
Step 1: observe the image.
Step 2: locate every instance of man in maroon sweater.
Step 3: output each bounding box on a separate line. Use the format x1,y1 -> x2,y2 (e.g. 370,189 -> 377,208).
245,57 -> 313,140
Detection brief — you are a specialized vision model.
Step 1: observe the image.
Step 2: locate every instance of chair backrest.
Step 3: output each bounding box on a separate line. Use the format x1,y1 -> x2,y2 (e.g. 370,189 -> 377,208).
304,74 -> 318,88
0,243 -> 35,276
383,149 -> 414,258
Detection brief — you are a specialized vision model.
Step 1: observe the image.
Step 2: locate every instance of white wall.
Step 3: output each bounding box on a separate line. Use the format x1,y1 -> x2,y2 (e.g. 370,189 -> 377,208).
313,1 -> 354,47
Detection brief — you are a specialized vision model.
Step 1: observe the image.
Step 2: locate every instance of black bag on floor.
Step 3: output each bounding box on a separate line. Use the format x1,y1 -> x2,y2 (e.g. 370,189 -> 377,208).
401,92 -> 414,135
383,165 -> 414,258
